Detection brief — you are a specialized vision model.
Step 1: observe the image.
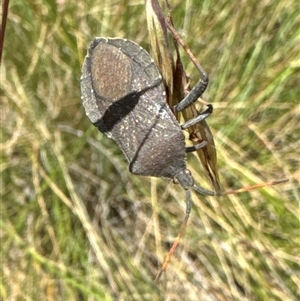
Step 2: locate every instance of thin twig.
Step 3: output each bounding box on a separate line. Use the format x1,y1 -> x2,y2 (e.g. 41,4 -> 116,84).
0,0 -> 10,65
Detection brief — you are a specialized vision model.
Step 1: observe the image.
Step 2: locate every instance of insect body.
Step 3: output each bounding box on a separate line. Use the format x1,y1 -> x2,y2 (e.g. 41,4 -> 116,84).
81,37 -> 212,189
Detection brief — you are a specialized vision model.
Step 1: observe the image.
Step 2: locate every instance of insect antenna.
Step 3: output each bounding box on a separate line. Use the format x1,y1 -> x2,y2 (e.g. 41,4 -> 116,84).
193,179 -> 289,197
155,189 -> 193,282
216,179 -> 289,196
155,178 -> 288,281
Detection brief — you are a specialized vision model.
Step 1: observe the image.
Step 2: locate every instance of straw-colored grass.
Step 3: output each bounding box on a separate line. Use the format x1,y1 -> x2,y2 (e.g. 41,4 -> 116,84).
1,0 -> 299,300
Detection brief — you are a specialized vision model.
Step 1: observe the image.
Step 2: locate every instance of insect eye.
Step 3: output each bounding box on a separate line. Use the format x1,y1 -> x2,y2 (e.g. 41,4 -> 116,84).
185,169 -> 192,176
173,178 -> 180,185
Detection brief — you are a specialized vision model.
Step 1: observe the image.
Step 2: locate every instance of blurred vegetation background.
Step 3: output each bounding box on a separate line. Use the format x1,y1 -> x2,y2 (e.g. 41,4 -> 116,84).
1,0 -> 299,300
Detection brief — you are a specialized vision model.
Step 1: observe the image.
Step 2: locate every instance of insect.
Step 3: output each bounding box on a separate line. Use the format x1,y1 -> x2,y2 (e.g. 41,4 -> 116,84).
80,37 -> 287,280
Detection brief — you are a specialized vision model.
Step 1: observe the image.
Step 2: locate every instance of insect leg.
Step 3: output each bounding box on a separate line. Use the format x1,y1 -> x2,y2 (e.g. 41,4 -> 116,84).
185,140 -> 207,153
166,22 -> 209,113
174,77 -> 209,112
181,104 -> 213,129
